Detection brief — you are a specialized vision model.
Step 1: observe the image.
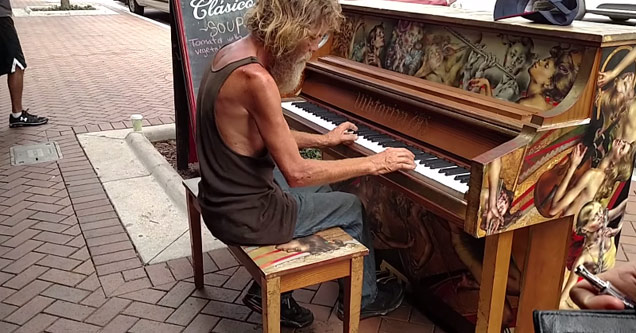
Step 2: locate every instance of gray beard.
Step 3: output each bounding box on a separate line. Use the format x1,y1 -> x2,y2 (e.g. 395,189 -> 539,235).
270,53 -> 308,95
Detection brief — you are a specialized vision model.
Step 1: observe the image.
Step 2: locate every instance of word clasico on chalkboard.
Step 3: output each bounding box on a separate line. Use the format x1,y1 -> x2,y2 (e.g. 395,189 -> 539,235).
190,0 -> 254,20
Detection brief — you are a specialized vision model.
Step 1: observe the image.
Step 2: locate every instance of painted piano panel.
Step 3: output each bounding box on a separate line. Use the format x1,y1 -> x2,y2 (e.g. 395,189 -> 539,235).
332,14 -> 584,111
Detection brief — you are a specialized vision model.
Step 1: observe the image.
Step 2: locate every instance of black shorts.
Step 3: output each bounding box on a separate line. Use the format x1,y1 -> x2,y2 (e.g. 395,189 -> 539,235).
0,16 -> 27,76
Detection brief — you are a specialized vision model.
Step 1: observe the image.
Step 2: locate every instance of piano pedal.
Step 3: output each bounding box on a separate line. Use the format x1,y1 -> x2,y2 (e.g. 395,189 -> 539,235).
379,260 -> 411,289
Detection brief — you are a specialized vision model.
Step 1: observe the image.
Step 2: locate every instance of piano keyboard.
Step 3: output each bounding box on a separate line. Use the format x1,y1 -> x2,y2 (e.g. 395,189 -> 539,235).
282,101 -> 470,194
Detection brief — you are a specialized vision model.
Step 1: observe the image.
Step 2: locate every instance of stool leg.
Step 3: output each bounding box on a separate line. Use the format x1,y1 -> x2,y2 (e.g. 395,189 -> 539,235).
186,192 -> 204,289
344,256 -> 364,333
262,276 -> 281,333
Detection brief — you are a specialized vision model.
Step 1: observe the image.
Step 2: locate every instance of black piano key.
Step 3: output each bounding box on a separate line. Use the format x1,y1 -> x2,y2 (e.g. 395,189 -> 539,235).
405,147 -> 421,154
376,138 -> 396,144
415,153 -> 436,160
421,158 -> 440,166
458,175 -> 470,184
441,167 -> 469,175
382,142 -> 405,148
427,160 -> 454,169
455,174 -> 470,182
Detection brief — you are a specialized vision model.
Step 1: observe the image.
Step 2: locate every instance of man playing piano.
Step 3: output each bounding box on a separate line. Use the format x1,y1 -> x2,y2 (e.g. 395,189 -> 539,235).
195,0 -> 416,328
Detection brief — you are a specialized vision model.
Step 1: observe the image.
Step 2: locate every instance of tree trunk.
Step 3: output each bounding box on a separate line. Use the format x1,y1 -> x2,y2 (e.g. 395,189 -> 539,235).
60,0 -> 69,9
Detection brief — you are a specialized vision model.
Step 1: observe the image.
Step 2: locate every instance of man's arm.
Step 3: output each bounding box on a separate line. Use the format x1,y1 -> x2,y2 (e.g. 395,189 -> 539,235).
292,130 -> 329,149
292,121 -> 358,149
245,68 -> 415,188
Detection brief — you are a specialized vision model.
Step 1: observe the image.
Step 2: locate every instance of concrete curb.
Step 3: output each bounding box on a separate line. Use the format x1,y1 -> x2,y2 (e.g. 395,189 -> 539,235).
125,125 -> 186,214
142,123 -> 176,142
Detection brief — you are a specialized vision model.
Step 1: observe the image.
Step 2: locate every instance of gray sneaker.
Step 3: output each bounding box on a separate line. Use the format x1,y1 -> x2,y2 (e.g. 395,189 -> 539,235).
336,275 -> 405,320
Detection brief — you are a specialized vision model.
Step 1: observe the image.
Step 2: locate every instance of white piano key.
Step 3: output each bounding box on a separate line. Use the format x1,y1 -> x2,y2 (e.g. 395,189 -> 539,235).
414,162 -> 469,194
282,101 -> 469,194
282,102 -> 336,131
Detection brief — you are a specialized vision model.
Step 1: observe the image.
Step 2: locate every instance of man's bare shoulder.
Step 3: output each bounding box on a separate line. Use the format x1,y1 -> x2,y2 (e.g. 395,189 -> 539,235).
235,64 -> 276,89
230,64 -> 279,107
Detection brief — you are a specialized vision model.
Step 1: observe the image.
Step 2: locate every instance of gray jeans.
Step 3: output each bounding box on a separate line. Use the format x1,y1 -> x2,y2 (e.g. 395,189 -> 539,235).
273,169 -> 378,308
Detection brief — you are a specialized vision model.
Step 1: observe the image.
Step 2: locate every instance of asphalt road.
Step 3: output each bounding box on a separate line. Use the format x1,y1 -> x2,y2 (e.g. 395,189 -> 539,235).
104,0 -> 170,27
104,0 -> 634,28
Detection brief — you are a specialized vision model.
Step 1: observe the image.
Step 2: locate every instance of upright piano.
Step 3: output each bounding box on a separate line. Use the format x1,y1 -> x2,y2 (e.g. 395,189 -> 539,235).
282,1 -> 636,332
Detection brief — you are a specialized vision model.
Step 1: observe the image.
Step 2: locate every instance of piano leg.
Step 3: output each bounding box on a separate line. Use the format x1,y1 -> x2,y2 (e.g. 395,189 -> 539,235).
515,217 -> 571,332
475,231 -> 514,333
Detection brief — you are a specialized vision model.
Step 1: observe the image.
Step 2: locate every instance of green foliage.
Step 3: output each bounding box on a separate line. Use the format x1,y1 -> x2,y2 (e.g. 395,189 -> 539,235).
31,4 -> 95,11
300,148 -> 322,160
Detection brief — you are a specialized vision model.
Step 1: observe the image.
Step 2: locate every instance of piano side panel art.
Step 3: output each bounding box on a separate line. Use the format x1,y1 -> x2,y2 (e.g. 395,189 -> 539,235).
472,44 -> 636,309
331,13 -> 584,112
333,175 -> 520,326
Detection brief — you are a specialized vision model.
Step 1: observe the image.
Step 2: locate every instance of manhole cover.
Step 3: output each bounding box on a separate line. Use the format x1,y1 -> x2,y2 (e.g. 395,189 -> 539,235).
10,142 -> 63,166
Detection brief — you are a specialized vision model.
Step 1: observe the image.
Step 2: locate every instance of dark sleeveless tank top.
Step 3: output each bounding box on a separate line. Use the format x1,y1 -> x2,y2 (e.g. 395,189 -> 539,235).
195,56 -> 297,245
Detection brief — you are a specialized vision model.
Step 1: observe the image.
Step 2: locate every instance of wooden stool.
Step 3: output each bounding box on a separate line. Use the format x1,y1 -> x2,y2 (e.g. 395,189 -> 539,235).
184,177 -> 369,333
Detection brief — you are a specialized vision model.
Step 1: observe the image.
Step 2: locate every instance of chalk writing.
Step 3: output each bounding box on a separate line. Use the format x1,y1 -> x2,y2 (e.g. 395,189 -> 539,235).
200,16 -> 245,38
191,0 -> 254,20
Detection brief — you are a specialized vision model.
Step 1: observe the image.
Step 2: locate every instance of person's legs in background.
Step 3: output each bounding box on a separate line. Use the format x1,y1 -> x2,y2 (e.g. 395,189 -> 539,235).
8,66 -> 24,113
0,16 -> 48,127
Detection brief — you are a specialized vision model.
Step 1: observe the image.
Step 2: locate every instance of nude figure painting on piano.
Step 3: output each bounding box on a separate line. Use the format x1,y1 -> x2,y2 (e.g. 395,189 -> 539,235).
332,14 -> 583,109
472,44 -> 636,310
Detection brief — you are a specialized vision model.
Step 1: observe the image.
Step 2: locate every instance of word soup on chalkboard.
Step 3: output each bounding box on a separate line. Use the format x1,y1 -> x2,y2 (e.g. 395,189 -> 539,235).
174,0 -> 255,120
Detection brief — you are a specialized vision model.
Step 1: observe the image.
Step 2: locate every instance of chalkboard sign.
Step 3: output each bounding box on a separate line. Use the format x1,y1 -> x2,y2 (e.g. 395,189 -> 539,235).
171,0 -> 254,166
173,0 -> 254,121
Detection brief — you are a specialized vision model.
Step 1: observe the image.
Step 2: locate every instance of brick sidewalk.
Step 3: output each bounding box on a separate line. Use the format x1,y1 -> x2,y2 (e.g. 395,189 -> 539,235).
0,3 -> 439,332
0,1 -> 634,332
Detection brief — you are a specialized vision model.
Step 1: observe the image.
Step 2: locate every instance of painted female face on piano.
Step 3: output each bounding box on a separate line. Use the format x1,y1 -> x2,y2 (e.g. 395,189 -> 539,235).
610,138 -> 632,161
576,201 -> 607,236
615,72 -> 636,101
372,27 -> 385,49
529,57 -> 557,89
496,191 -> 510,216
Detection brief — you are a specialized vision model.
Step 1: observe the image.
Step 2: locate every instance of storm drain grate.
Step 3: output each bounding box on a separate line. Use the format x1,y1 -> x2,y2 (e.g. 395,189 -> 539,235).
10,142 -> 63,166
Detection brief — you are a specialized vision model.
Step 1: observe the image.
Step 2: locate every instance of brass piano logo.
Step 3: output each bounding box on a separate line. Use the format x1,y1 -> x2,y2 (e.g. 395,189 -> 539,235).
354,93 -> 429,131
